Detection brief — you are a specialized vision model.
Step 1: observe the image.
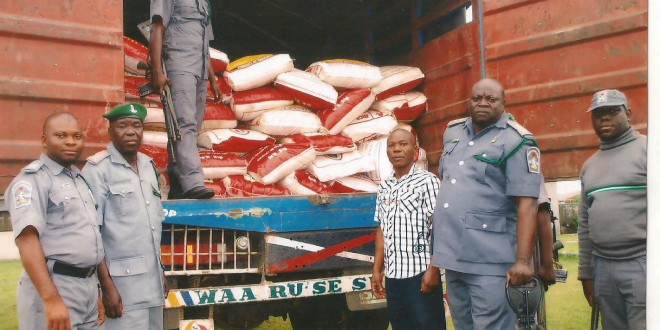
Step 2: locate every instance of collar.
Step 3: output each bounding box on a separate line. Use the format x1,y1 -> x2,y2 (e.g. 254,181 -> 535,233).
386,163 -> 418,184
40,154 -> 80,176
600,126 -> 638,150
465,112 -> 509,136
107,143 -> 150,170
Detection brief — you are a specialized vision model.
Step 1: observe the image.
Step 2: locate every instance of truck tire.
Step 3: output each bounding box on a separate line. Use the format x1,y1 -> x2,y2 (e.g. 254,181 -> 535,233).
289,295 -> 389,330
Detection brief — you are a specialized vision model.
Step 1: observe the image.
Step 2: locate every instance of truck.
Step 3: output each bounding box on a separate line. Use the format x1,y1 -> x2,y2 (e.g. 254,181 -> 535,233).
0,0 -> 647,329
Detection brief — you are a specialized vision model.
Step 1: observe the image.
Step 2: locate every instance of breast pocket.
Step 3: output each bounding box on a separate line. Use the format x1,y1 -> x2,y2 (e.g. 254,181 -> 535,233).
457,212 -> 515,264
109,184 -> 139,216
473,145 -> 504,183
47,190 -> 78,228
396,189 -> 420,215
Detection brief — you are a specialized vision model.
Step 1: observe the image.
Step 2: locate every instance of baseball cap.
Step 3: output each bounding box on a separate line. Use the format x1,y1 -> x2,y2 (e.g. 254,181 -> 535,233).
587,89 -> 628,112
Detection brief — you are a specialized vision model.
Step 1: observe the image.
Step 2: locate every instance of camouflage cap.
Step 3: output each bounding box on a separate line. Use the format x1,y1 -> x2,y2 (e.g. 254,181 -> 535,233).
102,103 -> 147,121
587,89 -> 628,112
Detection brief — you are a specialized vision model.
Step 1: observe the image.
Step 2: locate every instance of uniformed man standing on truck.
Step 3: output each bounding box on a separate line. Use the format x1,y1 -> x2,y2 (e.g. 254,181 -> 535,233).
149,0 -> 220,199
6,112 -> 104,330
431,78 -> 541,329
578,89 -> 647,330
82,103 -> 168,329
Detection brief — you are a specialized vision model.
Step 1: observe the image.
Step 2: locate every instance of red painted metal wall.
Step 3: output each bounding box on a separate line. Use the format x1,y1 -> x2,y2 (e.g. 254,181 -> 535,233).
0,0 -> 124,190
413,0 -> 647,180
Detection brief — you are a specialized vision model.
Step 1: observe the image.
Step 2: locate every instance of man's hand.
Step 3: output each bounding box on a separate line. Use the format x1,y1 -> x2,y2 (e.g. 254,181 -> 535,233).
163,273 -> 170,299
208,65 -> 221,103
537,263 -> 556,290
97,294 -> 105,326
421,267 -> 439,294
371,271 -> 386,299
506,259 -> 534,286
581,279 -> 594,307
151,71 -> 171,95
44,296 -> 71,330
101,283 -> 123,319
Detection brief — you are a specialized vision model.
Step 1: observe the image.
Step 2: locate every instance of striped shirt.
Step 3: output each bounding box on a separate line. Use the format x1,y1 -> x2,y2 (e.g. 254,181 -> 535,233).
374,164 -> 441,279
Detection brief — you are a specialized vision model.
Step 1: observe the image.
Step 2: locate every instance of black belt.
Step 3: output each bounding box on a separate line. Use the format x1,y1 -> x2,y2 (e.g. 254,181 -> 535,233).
52,260 -> 97,278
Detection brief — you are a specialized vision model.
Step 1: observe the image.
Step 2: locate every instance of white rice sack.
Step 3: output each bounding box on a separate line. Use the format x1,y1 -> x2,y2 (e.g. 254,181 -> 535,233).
210,47 -> 229,73
201,103 -> 238,132
330,173 -> 379,193
142,131 -> 169,149
224,54 -> 294,91
143,107 -> 165,131
371,66 -> 424,100
307,59 -> 382,89
305,150 -> 376,182
317,89 -> 375,135
199,150 -> 247,179
230,87 -> 294,121
371,91 -> 428,122
278,170 -> 337,195
249,105 -> 321,137
246,144 -> 317,185
342,109 -> 398,144
274,69 -> 338,110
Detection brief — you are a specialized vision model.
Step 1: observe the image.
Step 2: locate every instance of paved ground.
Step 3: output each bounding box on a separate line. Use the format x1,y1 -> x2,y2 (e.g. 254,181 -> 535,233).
0,231 -> 19,260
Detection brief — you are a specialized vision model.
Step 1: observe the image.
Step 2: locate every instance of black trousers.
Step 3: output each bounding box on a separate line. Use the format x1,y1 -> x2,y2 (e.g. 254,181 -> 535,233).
385,271 -> 447,330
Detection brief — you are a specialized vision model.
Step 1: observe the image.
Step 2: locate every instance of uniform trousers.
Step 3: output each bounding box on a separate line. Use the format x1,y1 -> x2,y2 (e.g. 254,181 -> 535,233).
385,271 -> 446,330
593,255 -> 646,330
101,305 -> 163,330
445,270 -> 515,330
17,269 -> 99,330
167,71 -> 207,193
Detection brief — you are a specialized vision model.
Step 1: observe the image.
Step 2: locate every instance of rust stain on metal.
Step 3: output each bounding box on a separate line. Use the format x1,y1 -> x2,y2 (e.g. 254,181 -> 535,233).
213,208 -> 273,220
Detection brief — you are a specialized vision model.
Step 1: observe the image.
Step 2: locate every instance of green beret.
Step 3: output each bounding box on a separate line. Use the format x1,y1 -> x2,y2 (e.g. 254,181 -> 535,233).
103,103 -> 147,122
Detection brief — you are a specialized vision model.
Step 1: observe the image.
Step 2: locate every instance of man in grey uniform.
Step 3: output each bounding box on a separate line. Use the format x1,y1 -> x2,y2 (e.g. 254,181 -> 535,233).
149,0 -> 220,199
82,103 -> 168,329
578,89 -> 646,330
6,112 -> 104,330
432,78 -> 541,329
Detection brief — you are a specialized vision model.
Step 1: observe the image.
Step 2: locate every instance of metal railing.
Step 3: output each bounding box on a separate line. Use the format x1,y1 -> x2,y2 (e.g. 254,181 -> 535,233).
161,224 -> 261,275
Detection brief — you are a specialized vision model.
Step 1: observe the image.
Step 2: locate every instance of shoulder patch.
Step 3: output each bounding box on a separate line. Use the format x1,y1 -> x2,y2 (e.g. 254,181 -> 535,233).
447,117 -> 469,127
86,150 -> 110,165
12,181 -> 32,209
22,160 -> 44,173
527,147 -> 541,173
507,120 -> 532,137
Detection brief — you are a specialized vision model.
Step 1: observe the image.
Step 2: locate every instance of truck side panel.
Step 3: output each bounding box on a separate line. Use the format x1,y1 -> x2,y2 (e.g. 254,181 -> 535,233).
0,0 -> 123,190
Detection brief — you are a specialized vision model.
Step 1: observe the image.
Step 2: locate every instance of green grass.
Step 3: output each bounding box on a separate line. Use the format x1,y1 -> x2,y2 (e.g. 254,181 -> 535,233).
0,242 -> 592,330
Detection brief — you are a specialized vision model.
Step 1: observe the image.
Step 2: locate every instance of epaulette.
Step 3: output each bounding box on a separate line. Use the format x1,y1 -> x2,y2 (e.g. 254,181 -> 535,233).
507,120 -> 533,137
86,150 -> 110,165
22,160 -> 44,173
447,117 -> 469,127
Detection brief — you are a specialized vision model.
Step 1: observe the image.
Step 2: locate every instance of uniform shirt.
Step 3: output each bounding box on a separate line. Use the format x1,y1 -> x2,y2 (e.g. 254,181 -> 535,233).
82,143 -> 165,311
5,154 -> 104,267
432,114 -> 541,276
151,0 -> 214,79
577,127 -> 646,280
375,164 -> 441,279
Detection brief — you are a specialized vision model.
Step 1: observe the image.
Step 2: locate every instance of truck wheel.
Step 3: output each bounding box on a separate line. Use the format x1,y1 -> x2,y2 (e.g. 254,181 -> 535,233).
213,303 -> 268,330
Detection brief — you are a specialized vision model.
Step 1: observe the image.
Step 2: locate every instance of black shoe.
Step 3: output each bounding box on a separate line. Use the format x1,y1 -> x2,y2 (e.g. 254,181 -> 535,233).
181,186 -> 214,199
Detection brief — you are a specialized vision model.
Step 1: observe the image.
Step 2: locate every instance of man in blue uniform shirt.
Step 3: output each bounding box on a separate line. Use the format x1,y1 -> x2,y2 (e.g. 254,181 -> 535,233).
432,78 -> 541,329
82,103 -> 168,329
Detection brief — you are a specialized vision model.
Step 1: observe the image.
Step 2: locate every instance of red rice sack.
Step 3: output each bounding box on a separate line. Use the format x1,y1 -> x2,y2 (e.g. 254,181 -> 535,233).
371,91 -> 428,122
204,179 -> 228,198
317,89 -> 375,135
143,107 -> 165,132
139,145 -> 168,170
274,70 -> 338,110
125,55 -> 146,76
199,150 -> 247,179
278,170 -> 337,195
215,75 -> 233,104
125,75 -> 160,103
231,87 -> 294,121
201,103 -> 237,132
342,109 -> 398,144
123,36 -> 148,75
307,60 -> 382,89
209,47 -> 230,73
249,105 -> 321,137
197,129 -> 275,153
224,54 -> 294,91
142,131 -> 169,149
305,150 -> 376,182
246,144 -> 317,185
222,174 -> 291,197
280,133 -> 355,155
330,173 -> 379,193
371,66 -> 424,100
